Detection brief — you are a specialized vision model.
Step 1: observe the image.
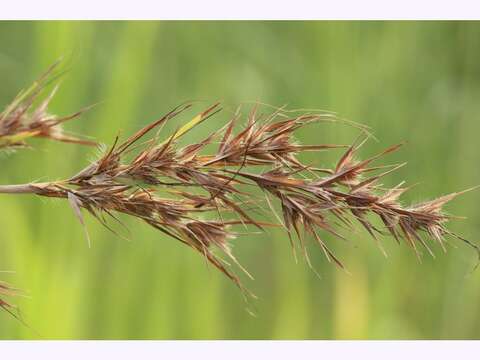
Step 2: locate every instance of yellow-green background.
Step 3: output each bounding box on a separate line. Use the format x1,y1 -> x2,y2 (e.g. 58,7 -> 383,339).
0,21 -> 479,339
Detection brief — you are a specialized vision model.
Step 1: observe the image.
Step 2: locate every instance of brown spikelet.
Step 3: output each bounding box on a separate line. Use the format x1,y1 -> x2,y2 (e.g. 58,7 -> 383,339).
0,60 -> 96,152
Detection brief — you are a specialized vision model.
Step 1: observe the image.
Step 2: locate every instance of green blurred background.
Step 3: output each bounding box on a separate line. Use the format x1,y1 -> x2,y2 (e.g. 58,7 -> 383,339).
0,21 -> 479,339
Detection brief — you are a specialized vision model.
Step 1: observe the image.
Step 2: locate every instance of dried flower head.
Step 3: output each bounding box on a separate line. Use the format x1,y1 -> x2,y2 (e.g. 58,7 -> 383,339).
1,102 -> 477,299
0,60 -> 95,152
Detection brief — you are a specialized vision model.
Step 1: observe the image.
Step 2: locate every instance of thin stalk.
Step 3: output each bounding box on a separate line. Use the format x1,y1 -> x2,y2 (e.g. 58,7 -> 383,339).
0,183 -> 45,194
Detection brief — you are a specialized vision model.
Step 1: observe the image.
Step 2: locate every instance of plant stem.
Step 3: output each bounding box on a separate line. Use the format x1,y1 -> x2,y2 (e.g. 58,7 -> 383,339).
0,184 -> 42,194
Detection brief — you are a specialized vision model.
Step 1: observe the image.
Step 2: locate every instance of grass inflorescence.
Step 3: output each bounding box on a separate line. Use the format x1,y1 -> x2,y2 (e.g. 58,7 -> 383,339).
0,60 -> 95,153
0,62 -> 478,315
